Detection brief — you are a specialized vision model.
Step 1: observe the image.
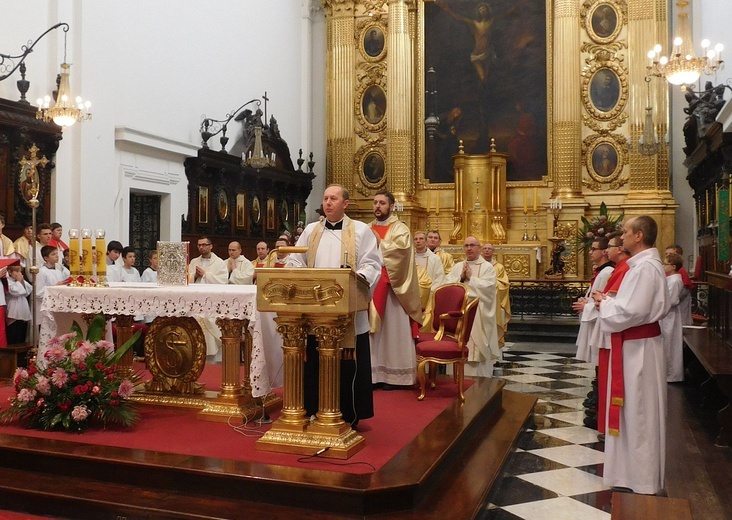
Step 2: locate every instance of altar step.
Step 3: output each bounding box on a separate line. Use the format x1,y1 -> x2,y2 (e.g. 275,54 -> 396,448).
0,381 -> 536,520
507,317 -> 580,343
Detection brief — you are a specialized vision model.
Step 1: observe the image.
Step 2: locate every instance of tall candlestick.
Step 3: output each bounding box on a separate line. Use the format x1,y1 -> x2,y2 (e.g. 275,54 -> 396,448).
436,192 -> 440,214
533,187 -> 538,212
68,229 -> 80,277
81,228 -> 93,279
95,229 -> 106,280
523,189 -> 528,213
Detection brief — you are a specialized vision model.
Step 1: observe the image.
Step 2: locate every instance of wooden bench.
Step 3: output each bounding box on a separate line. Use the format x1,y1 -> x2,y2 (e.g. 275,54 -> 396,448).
683,327 -> 732,446
0,344 -> 34,381
611,493 -> 692,520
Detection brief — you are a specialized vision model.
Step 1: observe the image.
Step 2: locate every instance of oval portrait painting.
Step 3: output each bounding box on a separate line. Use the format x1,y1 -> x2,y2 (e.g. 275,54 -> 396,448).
591,143 -> 619,178
361,85 -> 386,126
591,3 -> 618,40
363,152 -> 385,185
363,26 -> 385,58
589,68 -> 620,113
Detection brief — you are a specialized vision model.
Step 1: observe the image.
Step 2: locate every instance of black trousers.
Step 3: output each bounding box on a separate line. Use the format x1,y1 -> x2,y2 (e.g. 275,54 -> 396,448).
303,332 -> 374,424
6,320 -> 28,345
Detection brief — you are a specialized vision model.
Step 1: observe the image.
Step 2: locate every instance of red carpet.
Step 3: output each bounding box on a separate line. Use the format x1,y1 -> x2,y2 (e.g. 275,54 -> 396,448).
0,363 -> 471,475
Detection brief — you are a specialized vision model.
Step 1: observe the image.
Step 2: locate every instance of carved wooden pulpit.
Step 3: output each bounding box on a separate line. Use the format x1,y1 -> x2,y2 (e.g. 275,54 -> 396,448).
255,267 -> 370,459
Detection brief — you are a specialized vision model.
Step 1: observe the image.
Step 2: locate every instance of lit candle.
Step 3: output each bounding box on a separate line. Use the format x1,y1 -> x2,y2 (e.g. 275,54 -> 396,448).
95,229 -> 106,280
68,228 -> 80,277
81,229 -> 93,278
523,189 -> 528,212
533,187 -> 538,212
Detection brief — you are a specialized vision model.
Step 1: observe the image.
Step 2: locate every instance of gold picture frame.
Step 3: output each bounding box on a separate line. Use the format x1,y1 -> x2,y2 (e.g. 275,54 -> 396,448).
583,133 -> 628,187
355,145 -> 387,189
198,186 -> 209,224
581,57 -> 628,121
360,23 -> 386,61
251,195 -> 261,225
582,0 -> 626,45
266,198 -> 276,231
217,190 -> 229,221
236,193 -> 246,228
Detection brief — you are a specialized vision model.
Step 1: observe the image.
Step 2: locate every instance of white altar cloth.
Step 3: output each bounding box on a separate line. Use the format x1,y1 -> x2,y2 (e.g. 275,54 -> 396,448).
41,284 -> 273,397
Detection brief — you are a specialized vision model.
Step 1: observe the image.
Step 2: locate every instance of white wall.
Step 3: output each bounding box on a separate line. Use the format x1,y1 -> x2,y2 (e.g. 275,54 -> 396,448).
0,0 -> 326,244
670,0 -> 732,266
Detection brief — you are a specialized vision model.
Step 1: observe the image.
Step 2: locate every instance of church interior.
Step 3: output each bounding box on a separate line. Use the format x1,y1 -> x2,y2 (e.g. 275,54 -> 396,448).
1,0 -> 732,518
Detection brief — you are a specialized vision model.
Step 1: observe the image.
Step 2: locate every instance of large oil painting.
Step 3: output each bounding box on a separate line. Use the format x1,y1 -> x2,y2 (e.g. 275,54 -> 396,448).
424,0 -> 548,183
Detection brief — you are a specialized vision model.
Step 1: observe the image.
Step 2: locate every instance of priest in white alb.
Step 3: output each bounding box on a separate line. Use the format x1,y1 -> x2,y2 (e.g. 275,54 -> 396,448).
187,236 -> 229,359
445,236 -> 499,377
414,231 -> 445,331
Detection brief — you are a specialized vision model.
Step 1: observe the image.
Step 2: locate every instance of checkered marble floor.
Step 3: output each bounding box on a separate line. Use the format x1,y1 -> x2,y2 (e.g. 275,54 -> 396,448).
480,350 -> 611,520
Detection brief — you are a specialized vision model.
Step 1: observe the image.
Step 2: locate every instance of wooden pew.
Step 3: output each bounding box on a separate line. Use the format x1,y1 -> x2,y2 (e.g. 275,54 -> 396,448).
0,344 -> 34,380
683,326 -> 732,446
611,493 -> 692,520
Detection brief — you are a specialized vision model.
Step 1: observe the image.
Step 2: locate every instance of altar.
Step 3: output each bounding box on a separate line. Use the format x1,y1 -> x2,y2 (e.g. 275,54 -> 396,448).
41,284 -> 280,421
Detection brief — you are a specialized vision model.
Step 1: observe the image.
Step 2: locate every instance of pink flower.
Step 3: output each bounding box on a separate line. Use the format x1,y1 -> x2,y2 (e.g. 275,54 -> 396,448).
35,375 -> 51,395
12,368 -> 28,386
17,388 -> 37,403
118,379 -> 134,399
91,385 -> 101,396
585,232 -> 593,239
51,368 -> 69,388
45,344 -> 68,363
57,332 -> 76,344
71,348 -> 90,364
71,405 -> 90,422
597,228 -> 605,235
96,341 -> 115,355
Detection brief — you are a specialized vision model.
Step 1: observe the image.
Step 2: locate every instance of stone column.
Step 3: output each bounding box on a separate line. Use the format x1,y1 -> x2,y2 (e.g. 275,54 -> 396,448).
386,0 -> 414,198
553,0 -> 583,199
324,0 -> 356,187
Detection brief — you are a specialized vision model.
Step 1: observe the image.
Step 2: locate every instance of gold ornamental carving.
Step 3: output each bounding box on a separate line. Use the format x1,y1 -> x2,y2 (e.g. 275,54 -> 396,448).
143,317 -> 206,395
354,144 -> 387,191
582,132 -> 629,189
356,15 -> 387,62
261,279 -> 345,306
504,254 -> 531,278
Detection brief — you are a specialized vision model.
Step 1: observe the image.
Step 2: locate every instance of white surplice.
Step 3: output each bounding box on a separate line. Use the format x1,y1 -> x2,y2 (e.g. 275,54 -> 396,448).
415,249 -> 445,292
599,247 -> 669,495
661,272 -> 684,382
445,258 -> 498,377
228,255 -> 255,285
576,264 -> 614,364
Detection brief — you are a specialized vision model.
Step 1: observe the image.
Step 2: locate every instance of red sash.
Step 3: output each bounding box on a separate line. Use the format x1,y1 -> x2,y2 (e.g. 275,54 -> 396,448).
608,321 -> 660,436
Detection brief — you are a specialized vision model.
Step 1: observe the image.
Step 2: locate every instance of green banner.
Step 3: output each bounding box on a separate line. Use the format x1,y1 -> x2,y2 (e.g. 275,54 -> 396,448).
719,188 -> 730,262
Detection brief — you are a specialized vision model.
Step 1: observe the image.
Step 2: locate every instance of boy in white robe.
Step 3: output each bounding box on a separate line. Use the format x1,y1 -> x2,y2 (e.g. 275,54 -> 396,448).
661,252 -> 685,382
6,266 -> 32,344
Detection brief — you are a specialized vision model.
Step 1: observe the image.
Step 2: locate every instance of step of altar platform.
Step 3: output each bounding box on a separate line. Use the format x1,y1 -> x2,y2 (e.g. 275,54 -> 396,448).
507,317 -> 580,343
0,381 -> 536,520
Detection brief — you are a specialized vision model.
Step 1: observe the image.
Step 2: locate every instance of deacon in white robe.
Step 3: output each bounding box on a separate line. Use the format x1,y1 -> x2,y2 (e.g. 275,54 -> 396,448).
187,238 -> 229,357
661,254 -> 685,382
594,216 -> 669,495
445,236 -> 499,377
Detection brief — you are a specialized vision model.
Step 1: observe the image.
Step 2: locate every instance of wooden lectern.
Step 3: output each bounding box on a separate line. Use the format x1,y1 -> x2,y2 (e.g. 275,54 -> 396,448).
255,267 -> 370,459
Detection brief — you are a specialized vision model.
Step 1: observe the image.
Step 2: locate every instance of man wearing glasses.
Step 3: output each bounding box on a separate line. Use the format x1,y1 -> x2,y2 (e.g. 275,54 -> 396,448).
444,236 -> 499,376
188,237 -> 228,359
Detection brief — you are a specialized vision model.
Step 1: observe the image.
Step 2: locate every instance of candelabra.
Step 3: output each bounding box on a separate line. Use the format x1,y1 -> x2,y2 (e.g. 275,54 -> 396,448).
549,197 -> 562,237
532,211 -> 539,241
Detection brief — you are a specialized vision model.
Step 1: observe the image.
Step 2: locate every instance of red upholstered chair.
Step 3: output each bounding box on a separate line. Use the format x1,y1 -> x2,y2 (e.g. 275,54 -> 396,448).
416,282 -> 469,344
416,298 -> 479,402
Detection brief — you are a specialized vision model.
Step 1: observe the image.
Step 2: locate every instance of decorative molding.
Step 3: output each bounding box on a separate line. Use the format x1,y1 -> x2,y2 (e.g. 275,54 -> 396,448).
114,127 -> 199,158
580,0 -> 627,44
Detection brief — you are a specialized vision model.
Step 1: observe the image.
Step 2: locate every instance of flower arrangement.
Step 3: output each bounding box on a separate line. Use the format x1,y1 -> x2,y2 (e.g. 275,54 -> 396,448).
1,314 -> 141,433
575,202 -> 624,254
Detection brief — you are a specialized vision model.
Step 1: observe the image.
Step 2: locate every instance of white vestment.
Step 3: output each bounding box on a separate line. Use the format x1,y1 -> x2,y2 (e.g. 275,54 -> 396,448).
661,273 -> 684,382
228,256 -> 255,285
141,267 -> 157,284
7,277 -> 32,321
599,247 -> 669,495
445,258 -> 499,377
187,253 -> 229,356
288,220 -> 382,333
576,264 -> 614,364
415,249 -> 445,292
679,286 -> 692,326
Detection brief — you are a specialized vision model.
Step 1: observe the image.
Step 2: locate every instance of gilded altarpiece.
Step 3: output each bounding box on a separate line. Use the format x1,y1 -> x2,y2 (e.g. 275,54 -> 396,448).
322,0 -> 677,280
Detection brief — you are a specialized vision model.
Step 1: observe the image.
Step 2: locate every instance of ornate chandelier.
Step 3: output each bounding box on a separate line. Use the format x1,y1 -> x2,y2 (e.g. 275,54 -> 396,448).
647,1 -> 724,88
36,25 -> 91,128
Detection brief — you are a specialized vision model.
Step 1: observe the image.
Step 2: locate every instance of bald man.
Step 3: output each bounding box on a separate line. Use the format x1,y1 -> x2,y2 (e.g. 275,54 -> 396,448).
227,241 -> 254,284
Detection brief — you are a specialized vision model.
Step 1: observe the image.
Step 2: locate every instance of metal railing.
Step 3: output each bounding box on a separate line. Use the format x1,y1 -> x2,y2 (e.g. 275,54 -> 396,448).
509,280 -> 590,321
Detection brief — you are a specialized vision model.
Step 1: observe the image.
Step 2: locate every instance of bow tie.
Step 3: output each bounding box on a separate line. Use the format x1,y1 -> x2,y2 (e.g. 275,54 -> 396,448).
325,220 -> 343,230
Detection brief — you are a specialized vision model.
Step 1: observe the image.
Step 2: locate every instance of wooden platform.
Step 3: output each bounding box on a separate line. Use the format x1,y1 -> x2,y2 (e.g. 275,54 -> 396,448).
611,493 -> 692,520
0,378 -> 535,519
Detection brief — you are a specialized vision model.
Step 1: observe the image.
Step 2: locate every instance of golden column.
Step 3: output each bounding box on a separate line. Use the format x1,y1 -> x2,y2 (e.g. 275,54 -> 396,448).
324,0 -> 356,187
386,0 -> 415,198
627,0 -> 669,194
553,0 -> 583,200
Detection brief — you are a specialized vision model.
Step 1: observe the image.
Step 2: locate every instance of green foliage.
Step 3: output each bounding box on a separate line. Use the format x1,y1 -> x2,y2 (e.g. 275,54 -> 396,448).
574,202 -> 624,254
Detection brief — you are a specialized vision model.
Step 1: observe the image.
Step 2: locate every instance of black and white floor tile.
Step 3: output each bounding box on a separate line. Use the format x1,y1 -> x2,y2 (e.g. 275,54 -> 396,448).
480,349 -> 611,520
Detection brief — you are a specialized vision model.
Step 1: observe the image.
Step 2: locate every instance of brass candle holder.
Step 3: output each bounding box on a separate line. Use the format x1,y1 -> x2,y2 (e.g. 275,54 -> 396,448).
522,210 -> 529,241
